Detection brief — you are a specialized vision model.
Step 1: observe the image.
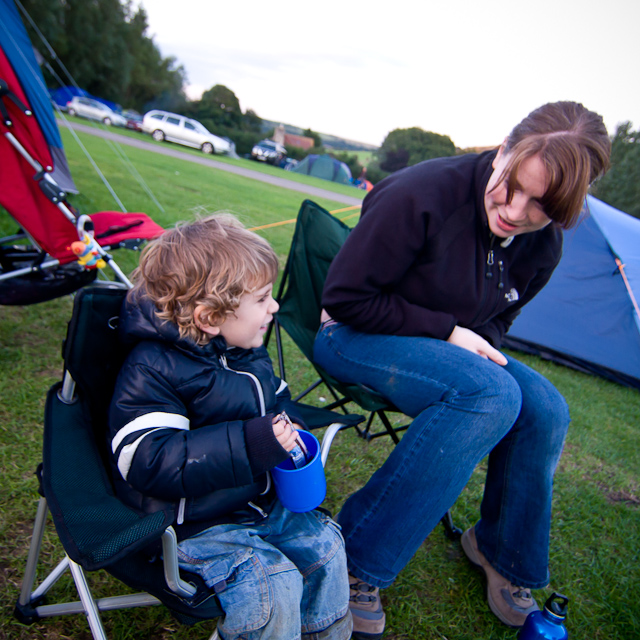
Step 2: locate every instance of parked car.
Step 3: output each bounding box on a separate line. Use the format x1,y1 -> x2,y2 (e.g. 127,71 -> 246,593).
66,96 -> 126,127
251,139 -> 287,165
142,110 -> 231,155
122,110 -> 143,131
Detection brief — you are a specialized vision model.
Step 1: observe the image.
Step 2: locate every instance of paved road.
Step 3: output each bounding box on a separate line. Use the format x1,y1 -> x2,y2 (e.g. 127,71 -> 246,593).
65,121 -> 365,207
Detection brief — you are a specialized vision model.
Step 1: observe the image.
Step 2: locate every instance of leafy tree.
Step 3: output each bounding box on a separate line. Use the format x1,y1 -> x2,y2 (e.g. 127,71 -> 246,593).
61,0 -> 132,102
379,148 -> 410,173
121,4 -> 186,111
303,128 -> 323,149
592,122 -> 640,219
243,109 -> 262,133
195,85 -> 243,129
17,0 -> 186,111
378,127 -> 456,172
286,145 -> 310,161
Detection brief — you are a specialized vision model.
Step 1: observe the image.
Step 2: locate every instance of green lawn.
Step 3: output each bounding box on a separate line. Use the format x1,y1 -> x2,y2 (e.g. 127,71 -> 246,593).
0,129 -> 638,639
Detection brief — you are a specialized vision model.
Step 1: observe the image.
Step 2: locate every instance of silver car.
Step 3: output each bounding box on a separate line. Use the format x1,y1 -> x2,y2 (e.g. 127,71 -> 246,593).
142,110 -> 231,155
66,96 -> 127,127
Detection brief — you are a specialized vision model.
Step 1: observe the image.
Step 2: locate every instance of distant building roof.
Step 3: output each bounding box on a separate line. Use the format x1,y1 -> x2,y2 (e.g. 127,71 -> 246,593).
284,133 -> 314,150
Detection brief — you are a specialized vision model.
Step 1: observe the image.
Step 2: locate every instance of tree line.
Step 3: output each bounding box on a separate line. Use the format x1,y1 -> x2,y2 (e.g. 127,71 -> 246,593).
19,0 -> 186,112
16,0 -> 639,213
368,123 -> 640,220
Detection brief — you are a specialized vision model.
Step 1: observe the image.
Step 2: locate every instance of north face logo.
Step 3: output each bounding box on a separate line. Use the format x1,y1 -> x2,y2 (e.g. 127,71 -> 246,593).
505,288 -> 519,302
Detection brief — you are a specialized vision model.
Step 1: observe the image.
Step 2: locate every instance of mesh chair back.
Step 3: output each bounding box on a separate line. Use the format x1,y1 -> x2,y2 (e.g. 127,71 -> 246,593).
44,283 -> 175,571
277,200 -> 351,361
63,281 -> 130,423
276,200 -> 392,412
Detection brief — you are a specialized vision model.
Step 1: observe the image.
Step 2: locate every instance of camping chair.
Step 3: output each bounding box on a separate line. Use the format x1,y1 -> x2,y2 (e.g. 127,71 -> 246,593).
0,7 -> 164,305
266,199 -> 462,540
14,282 -> 363,639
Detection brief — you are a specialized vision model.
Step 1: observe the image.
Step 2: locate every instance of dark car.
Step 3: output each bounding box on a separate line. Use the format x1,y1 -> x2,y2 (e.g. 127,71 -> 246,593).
122,110 -> 143,131
251,139 -> 287,165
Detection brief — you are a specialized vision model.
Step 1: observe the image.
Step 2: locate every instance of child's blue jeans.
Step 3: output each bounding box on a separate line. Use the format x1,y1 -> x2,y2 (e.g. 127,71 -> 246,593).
177,502 -> 350,640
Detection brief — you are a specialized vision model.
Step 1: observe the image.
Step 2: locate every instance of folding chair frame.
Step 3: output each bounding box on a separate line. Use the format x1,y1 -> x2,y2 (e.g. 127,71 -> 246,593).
14,281 -> 363,639
268,200 -> 462,540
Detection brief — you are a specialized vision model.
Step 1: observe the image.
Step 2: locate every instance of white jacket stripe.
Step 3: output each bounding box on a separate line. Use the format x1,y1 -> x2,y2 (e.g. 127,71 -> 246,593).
111,412 -> 189,452
117,428 -> 166,480
276,379 -> 288,395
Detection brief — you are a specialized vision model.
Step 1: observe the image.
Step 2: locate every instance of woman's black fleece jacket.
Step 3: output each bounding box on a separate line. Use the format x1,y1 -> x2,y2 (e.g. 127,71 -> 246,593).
322,150 -> 563,347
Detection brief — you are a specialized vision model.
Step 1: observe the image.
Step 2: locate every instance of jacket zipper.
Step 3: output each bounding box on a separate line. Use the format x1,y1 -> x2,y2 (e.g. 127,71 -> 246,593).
219,354 -> 266,416
471,235 -> 509,327
219,353 -> 271,517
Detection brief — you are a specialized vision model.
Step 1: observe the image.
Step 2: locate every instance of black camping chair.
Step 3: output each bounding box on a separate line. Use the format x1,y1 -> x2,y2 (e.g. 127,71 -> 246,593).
14,282 -> 363,640
266,199 -> 462,540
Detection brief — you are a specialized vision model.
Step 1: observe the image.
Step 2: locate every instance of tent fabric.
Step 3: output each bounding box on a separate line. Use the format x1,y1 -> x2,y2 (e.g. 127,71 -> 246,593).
0,0 -> 163,266
50,86 -> 120,113
292,154 -> 352,184
0,0 -> 75,192
503,196 -> 640,389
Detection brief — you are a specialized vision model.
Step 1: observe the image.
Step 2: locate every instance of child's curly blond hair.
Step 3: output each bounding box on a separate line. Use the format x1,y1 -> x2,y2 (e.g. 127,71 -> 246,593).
131,213 -> 278,344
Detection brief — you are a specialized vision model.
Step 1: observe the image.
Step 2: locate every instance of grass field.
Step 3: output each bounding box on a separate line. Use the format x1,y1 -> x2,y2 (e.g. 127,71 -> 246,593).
1,128 -> 639,639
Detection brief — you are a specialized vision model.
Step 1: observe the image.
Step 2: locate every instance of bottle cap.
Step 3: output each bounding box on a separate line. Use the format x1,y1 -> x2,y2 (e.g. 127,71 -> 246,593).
544,592 -> 569,619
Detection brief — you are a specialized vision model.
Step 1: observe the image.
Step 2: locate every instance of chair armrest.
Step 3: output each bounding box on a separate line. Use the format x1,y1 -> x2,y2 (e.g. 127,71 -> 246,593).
161,527 -> 197,597
320,423 -> 351,468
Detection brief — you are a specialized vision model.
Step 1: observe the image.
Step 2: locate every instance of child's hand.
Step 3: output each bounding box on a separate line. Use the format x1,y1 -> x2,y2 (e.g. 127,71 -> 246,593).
272,415 -> 298,452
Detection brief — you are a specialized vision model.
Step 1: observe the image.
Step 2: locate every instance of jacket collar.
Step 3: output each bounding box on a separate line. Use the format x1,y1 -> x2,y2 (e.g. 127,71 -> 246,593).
119,293 -> 229,357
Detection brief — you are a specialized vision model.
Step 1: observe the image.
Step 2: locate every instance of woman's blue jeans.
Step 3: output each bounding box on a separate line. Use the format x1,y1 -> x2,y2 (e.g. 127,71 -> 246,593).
313,323 -> 569,590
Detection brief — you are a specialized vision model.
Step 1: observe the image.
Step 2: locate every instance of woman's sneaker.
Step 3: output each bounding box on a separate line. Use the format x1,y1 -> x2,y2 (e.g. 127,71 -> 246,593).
349,573 -> 386,640
461,527 -> 540,627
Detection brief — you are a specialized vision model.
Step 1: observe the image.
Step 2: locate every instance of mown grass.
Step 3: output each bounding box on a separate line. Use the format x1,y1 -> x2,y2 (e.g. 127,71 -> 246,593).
57,114 -> 368,200
1,129 -> 638,639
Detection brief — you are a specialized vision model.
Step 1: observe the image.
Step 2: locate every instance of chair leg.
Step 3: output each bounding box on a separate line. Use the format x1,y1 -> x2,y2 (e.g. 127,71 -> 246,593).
376,411 -> 401,444
17,497 -> 49,610
67,558 -> 109,640
440,510 -> 463,540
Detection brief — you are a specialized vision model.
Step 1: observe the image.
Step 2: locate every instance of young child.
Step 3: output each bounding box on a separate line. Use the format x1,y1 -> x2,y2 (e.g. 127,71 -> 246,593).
108,214 -> 351,640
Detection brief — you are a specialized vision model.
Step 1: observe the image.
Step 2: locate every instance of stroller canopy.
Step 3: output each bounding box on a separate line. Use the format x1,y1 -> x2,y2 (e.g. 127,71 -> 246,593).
0,0 -> 75,193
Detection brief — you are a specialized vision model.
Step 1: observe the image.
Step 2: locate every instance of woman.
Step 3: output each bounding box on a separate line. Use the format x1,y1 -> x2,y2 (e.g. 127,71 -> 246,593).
313,102 -> 610,638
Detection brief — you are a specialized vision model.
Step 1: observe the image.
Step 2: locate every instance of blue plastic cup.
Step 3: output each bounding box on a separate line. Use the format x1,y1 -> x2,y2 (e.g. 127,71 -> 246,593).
271,430 -> 326,512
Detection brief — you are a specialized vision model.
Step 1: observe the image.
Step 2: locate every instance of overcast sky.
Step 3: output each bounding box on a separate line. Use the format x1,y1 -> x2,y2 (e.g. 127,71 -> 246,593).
138,0 -> 639,149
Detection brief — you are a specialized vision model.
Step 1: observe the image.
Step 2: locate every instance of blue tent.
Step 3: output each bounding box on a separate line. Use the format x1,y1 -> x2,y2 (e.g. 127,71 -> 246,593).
292,154 -> 352,184
504,196 -> 640,389
50,86 -> 120,113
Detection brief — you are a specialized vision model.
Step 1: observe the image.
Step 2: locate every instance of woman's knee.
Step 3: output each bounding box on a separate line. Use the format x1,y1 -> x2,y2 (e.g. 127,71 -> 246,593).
442,360 -> 523,426
509,361 -> 570,436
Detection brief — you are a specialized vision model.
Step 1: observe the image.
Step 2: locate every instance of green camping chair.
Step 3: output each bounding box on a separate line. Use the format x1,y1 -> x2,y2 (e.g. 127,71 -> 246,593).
267,199 -> 462,539
14,282 -> 363,639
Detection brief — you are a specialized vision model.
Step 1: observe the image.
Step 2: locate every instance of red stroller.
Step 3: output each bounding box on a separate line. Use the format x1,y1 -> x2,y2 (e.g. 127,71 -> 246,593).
0,0 -> 163,304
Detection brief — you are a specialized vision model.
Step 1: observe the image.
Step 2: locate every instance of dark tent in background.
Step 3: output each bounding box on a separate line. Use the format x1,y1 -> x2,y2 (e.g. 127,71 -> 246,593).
504,196 -> 640,390
292,154 -> 352,184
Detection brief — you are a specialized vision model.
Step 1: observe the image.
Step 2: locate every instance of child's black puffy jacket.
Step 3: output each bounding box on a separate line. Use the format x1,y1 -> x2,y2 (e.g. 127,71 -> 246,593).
109,294 -> 302,538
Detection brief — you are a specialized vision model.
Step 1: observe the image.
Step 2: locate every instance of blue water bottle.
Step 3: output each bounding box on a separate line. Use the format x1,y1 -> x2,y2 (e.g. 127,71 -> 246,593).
518,593 -> 569,640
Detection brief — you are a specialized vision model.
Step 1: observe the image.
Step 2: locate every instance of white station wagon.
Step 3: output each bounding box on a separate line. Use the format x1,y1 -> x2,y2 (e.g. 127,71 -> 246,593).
142,110 -> 231,155
66,96 -> 127,127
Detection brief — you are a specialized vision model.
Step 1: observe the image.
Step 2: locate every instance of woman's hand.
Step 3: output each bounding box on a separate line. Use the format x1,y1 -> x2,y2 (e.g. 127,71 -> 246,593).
272,415 -> 299,452
447,326 -> 508,365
